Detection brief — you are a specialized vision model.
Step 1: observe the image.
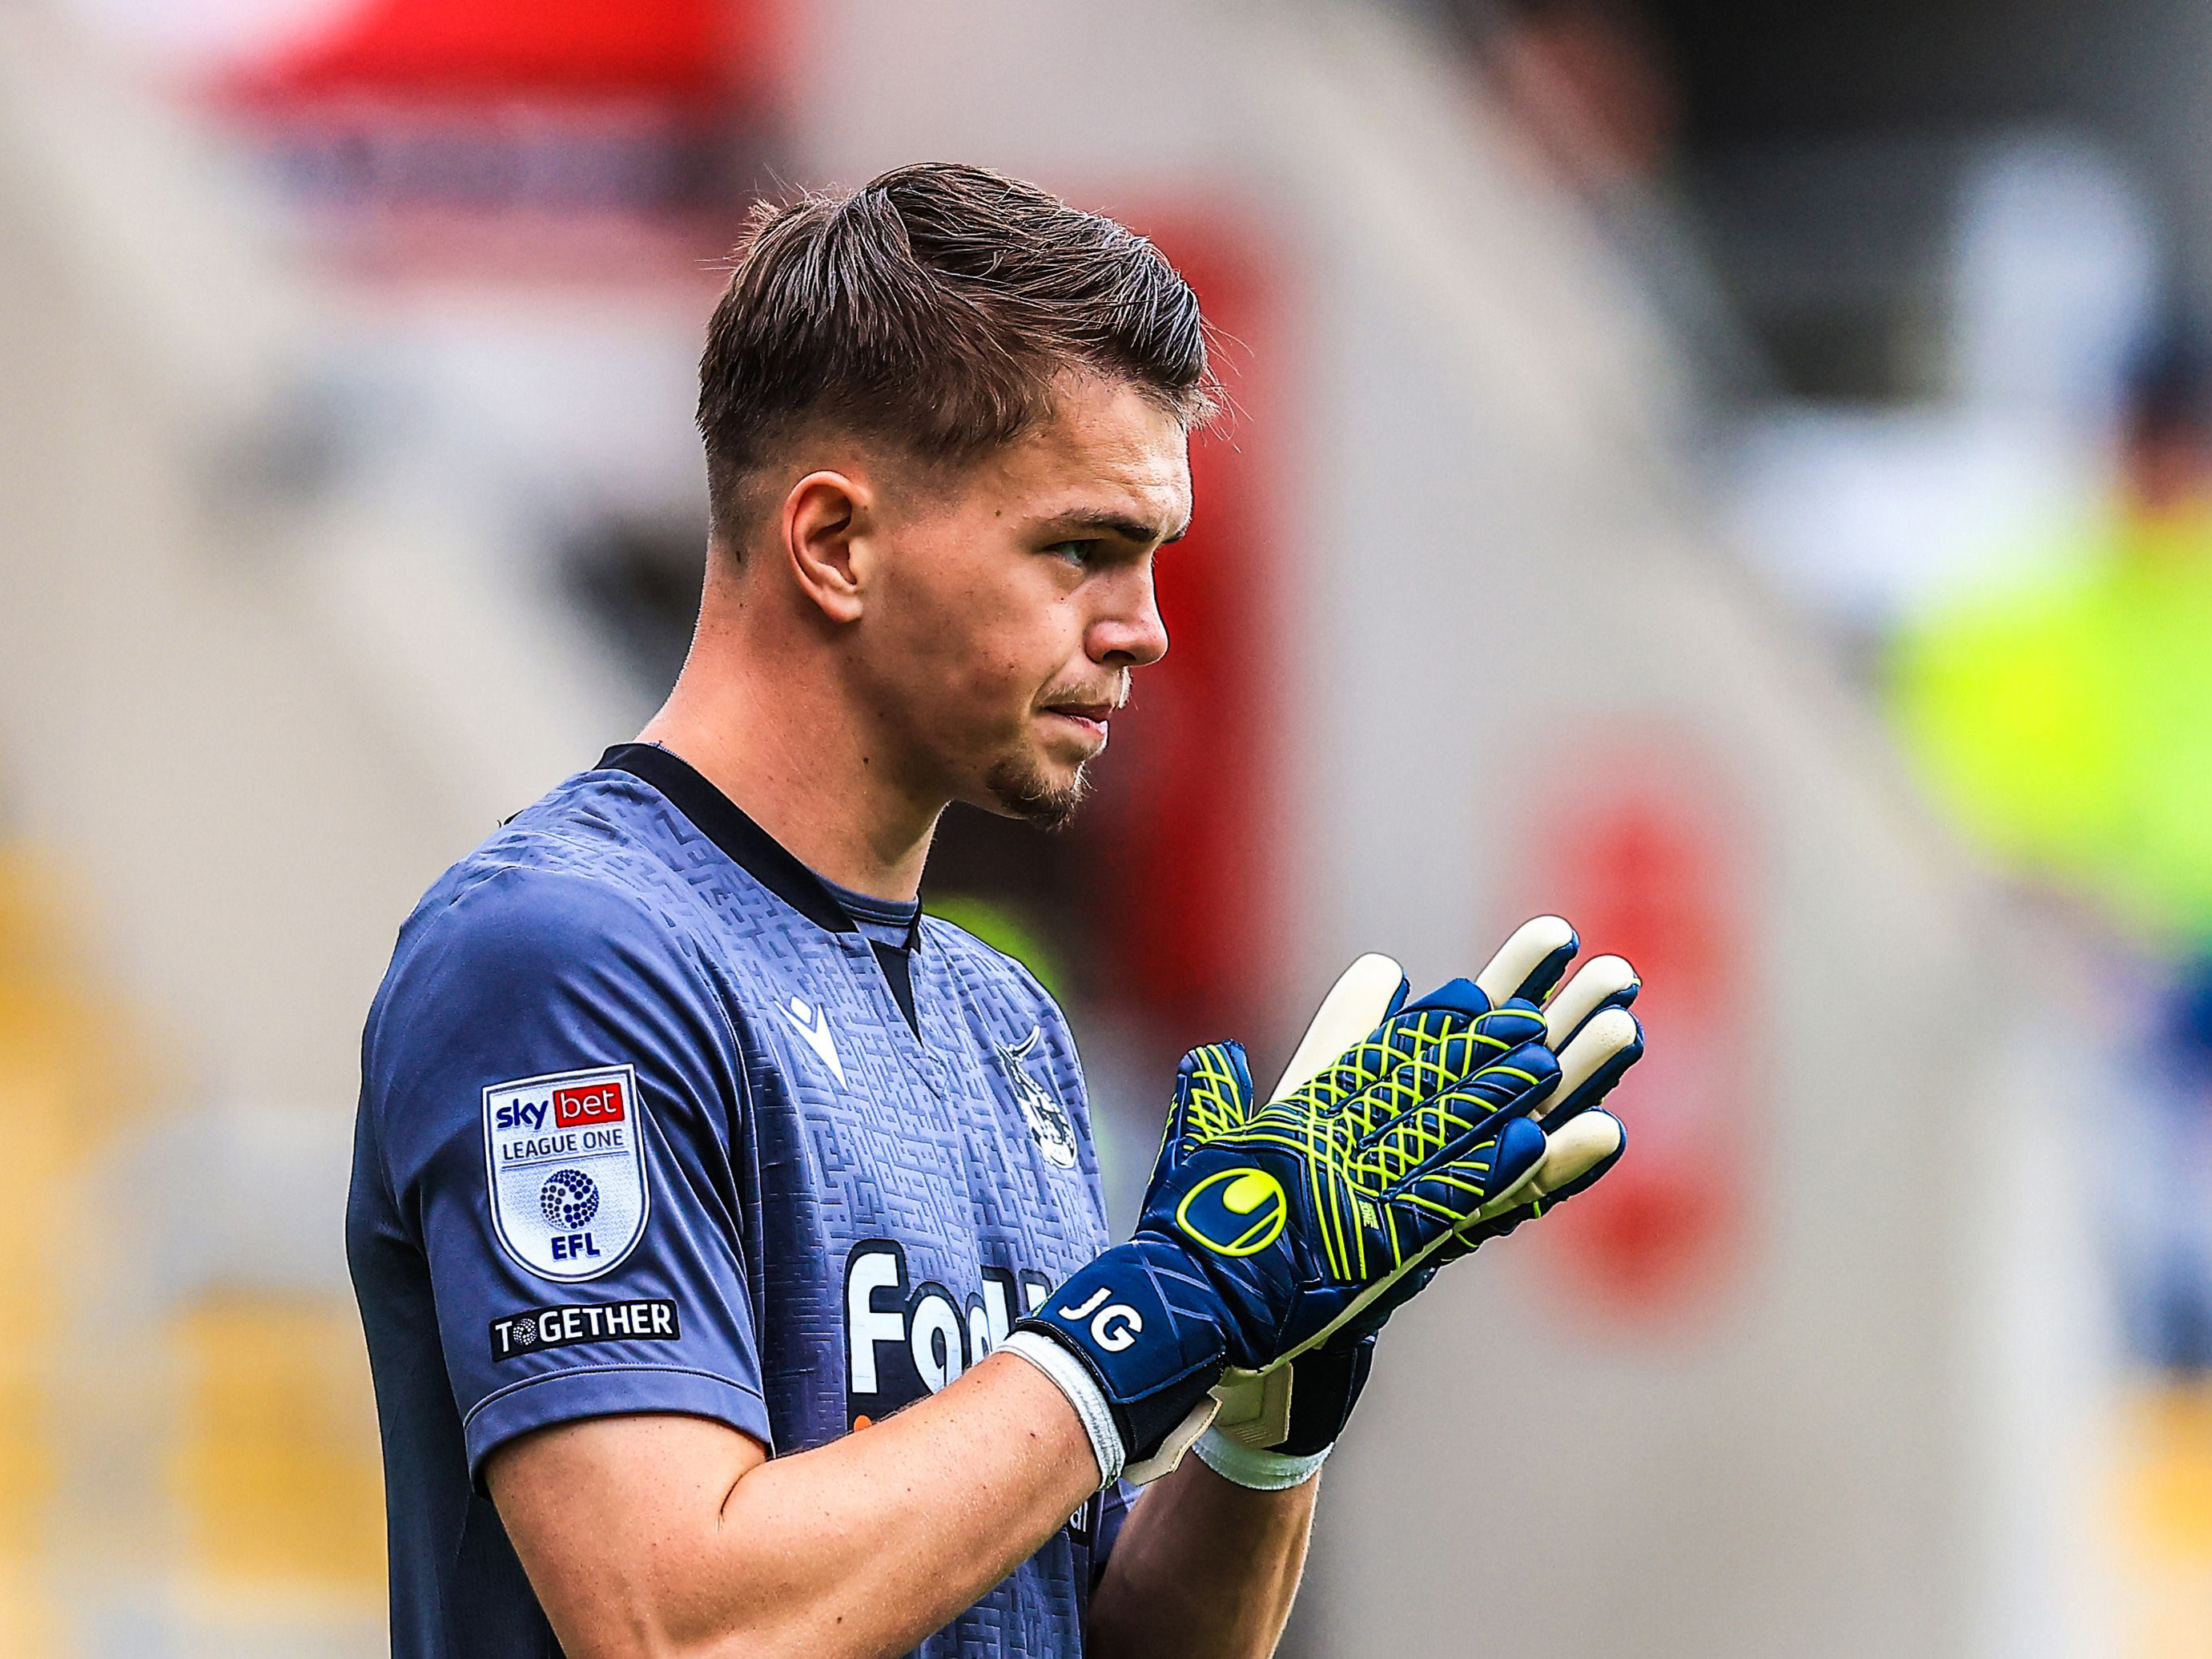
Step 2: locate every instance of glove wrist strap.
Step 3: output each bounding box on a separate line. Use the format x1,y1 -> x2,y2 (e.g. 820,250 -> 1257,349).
1000,1330 -> 1124,1490
1126,1394 -> 1220,1486
1193,1424 -> 1332,1491
1011,1239 -> 1233,1467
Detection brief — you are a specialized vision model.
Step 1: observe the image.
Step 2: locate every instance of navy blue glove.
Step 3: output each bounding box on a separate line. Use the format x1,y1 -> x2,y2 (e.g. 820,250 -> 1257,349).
1012,985 -> 1558,1475
1209,920 -> 1645,1468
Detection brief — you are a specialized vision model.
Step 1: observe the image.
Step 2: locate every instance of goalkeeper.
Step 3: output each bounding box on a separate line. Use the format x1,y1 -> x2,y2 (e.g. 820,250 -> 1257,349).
348,160 -> 1644,1659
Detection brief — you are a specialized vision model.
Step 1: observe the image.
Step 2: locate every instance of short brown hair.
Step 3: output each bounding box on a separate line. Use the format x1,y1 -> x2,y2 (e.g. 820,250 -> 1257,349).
697,161 -> 1217,545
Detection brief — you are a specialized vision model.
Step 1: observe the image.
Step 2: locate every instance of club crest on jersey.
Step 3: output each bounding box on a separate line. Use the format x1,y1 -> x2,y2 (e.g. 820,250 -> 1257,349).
995,1027 -> 1077,1170
483,1064 -> 649,1283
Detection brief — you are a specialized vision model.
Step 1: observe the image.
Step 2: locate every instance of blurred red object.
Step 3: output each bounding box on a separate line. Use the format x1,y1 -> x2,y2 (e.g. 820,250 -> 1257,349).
1518,731 -> 1760,1331
220,0 -> 785,110
205,0 -> 793,287
1077,207 -> 1293,1053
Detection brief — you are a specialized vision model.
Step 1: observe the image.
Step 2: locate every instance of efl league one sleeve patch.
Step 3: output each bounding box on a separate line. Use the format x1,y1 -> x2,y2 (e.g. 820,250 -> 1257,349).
483,1064 -> 650,1283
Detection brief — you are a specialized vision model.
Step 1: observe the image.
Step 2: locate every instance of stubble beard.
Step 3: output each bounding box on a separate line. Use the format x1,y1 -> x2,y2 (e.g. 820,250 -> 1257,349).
983,752 -> 1092,832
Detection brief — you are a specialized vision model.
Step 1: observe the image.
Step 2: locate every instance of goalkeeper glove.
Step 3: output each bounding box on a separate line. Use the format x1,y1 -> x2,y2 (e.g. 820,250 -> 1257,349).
1205,917 -> 1644,1477
1004,980 -> 1562,1485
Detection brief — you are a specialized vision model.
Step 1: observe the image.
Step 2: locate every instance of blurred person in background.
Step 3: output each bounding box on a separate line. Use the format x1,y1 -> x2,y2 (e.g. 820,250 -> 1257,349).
1894,324 -> 2212,1376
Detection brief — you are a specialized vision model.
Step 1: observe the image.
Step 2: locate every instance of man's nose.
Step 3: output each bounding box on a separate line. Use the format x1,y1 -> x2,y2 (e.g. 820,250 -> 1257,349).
1088,566 -> 1169,669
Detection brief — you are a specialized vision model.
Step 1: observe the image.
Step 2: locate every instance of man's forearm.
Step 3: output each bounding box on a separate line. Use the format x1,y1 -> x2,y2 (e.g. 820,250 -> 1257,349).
1087,1456 -> 1320,1659
493,1352 -> 1100,1659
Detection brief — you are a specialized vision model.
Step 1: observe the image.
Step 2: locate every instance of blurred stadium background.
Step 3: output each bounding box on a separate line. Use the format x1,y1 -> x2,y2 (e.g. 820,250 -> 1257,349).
6,0 -> 2212,1653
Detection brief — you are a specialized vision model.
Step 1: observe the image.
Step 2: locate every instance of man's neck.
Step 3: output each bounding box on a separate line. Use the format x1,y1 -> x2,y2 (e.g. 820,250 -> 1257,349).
637,625 -> 941,904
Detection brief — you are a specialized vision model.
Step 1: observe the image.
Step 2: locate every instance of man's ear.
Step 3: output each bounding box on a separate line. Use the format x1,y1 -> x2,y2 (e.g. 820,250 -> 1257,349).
780,470 -> 873,623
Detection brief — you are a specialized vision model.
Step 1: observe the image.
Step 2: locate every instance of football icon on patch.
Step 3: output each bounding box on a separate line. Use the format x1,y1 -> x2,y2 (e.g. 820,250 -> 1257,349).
483,1065 -> 649,1283
540,1170 -> 601,1230
996,1028 -> 1078,1170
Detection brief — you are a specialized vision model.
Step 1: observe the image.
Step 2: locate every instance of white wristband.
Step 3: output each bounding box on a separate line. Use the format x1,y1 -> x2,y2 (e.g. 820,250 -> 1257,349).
1192,1424 -> 1331,1491
1000,1330 -> 1124,1490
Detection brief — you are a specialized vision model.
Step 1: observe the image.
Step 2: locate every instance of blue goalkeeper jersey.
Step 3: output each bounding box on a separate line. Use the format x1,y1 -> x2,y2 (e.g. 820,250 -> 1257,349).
348,742 -> 1131,1659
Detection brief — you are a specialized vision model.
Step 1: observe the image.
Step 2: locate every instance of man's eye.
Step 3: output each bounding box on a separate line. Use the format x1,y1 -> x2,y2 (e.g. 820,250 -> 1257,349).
1046,540 -> 1097,567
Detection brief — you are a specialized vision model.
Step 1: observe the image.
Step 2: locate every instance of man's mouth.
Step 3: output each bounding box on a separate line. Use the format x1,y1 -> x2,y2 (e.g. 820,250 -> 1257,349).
1040,699 -> 1116,747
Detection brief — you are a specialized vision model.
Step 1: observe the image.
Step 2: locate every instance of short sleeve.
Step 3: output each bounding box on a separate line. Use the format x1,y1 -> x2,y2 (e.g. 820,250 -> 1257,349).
363,865 -> 771,1483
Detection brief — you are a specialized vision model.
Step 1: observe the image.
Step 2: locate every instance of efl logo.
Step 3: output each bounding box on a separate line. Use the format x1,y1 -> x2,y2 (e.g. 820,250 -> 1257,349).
553,1077 -> 626,1129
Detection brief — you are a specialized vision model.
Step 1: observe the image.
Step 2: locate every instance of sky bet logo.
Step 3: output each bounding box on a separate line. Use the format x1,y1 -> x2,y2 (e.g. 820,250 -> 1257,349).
843,1242 -> 1054,1430
493,1077 -> 629,1134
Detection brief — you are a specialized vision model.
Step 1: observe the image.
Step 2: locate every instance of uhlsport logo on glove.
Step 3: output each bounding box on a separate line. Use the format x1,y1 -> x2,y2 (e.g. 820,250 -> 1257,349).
1173,1167 -> 1288,1257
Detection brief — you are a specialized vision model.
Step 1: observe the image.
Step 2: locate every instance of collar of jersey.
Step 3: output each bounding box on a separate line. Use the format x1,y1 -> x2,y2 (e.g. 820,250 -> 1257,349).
597,742 -> 920,948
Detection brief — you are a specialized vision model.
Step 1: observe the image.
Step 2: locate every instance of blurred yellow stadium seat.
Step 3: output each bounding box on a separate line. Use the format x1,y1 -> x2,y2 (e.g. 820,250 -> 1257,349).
169,1294 -> 384,1593
2113,1383 -> 2212,1657
0,844 -> 157,1657
0,844 -> 384,1649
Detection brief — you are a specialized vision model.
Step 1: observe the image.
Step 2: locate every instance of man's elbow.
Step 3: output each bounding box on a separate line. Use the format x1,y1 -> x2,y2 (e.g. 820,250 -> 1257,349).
536,1548 -> 881,1659
542,1593 -> 814,1659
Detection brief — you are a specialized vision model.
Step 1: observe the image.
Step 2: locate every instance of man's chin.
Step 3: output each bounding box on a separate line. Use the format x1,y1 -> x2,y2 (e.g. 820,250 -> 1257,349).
980,754 -> 1091,832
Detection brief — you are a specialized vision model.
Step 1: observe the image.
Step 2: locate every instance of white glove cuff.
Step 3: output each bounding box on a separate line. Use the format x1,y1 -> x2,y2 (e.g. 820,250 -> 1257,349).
1000,1330 -> 1124,1490
1193,1424 -> 1332,1491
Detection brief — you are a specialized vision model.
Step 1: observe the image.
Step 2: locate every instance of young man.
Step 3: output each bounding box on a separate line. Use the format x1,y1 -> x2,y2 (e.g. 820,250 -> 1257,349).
348,162 -> 1638,1659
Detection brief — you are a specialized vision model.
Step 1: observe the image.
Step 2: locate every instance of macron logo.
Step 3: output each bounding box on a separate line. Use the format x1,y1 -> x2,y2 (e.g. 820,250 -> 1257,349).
782,995 -> 846,1086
